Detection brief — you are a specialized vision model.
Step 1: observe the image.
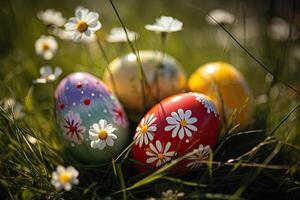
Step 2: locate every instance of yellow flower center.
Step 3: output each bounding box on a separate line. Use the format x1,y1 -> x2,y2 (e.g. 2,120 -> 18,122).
98,130 -> 108,140
59,173 -> 71,184
46,74 -> 55,81
141,125 -> 148,134
196,155 -> 204,160
76,20 -> 88,32
42,43 -> 49,51
180,119 -> 187,127
157,153 -> 164,160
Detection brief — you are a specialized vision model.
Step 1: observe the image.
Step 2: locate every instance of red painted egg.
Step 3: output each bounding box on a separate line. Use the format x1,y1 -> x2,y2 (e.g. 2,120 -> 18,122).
131,92 -> 219,172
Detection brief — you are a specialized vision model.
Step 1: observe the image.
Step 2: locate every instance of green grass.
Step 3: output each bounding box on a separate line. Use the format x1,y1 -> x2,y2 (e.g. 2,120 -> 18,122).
0,0 -> 300,199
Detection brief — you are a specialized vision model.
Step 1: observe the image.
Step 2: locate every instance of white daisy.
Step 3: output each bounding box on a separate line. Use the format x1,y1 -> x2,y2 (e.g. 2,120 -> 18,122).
164,109 -> 198,140
33,66 -> 62,84
206,9 -> 235,25
35,35 -> 58,60
291,46 -> 300,61
89,119 -> 117,150
48,27 -> 73,40
26,135 -> 37,144
37,9 -> 66,27
51,165 -> 79,191
1,98 -> 25,120
192,93 -> 218,116
134,113 -> 157,147
106,27 -> 139,43
268,17 -> 299,41
64,6 -> 101,42
62,111 -> 86,144
146,140 -> 175,167
186,144 -> 211,169
145,16 -> 183,33
49,27 -> 96,43
161,189 -> 185,199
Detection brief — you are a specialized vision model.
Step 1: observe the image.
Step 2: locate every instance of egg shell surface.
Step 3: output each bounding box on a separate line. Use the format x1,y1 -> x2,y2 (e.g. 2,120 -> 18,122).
55,72 -> 129,164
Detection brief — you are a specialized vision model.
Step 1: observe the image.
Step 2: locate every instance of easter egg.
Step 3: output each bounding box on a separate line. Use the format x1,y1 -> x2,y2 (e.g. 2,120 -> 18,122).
131,92 -> 219,172
188,62 -> 253,127
103,50 -> 186,113
55,72 -> 129,164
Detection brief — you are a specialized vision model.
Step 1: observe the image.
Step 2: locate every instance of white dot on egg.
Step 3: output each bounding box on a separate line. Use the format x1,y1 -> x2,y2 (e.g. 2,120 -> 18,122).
88,113 -> 92,117
91,93 -> 95,97
103,109 -> 107,113
66,86 -> 69,90
71,143 -> 75,147
73,102 -> 76,106
186,139 -> 189,143
81,91 -> 84,94
86,138 -> 89,141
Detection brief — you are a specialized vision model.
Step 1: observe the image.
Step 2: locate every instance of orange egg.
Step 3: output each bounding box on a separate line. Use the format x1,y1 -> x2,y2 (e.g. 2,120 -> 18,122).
188,62 -> 253,128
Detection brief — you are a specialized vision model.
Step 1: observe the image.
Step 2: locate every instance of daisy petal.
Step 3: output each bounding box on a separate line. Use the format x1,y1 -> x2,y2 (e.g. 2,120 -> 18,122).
178,126 -> 185,139
98,140 -> 106,150
187,124 -> 197,131
156,140 -> 162,152
171,125 -> 180,138
146,157 -> 158,164
164,142 -> 171,153
106,137 -> 114,146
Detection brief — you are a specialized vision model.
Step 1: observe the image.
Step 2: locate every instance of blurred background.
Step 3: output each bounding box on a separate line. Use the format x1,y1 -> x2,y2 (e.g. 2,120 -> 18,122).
0,0 -> 300,199
0,0 -> 299,133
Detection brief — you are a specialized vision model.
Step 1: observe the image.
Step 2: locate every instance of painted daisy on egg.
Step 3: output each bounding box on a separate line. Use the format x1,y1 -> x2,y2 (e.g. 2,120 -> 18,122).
146,140 -> 175,167
164,109 -> 198,140
62,111 -> 86,144
186,144 -> 211,169
64,6 -> 101,42
206,9 -> 235,25
89,119 -> 117,150
51,165 -> 79,191
145,16 -> 183,33
106,27 -> 139,43
37,9 -> 66,27
134,113 -> 157,147
109,105 -> 128,128
33,66 -> 62,84
35,35 -> 58,60
192,93 -> 218,116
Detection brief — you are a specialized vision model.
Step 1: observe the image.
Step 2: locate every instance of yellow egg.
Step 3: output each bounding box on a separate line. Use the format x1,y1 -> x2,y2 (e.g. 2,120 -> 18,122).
188,62 -> 253,127
103,50 -> 186,113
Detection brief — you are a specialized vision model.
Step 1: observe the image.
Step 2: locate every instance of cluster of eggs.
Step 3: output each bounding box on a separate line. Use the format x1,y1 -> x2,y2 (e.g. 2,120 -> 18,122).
55,51 -> 252,172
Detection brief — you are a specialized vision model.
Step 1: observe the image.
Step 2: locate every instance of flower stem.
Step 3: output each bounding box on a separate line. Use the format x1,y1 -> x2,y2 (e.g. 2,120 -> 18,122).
154,32 -> 167,101
161,32 -> 167,60
96,36 -> 118,97
108,0 -> 154,112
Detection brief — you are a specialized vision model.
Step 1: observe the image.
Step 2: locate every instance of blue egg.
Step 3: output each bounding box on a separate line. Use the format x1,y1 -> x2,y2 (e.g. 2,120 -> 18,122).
55,72 -> 129,164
